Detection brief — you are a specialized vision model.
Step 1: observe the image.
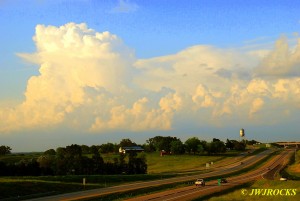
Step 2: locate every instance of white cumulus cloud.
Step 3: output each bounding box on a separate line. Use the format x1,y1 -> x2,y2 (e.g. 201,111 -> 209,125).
1,23 -> 300,134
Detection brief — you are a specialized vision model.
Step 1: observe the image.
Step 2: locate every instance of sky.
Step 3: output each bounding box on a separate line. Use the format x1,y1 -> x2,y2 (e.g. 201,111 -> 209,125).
1,0 -> 300,152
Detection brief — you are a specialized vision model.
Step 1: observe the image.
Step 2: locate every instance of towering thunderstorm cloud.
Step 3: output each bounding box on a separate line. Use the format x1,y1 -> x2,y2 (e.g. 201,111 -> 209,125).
0,23 -> 300,134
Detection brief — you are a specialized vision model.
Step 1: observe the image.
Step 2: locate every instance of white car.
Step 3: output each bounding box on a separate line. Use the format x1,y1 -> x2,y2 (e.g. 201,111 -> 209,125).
195,178 -> 205,186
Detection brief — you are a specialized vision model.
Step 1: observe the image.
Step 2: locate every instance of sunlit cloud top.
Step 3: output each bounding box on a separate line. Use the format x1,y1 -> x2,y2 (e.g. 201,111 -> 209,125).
0,22 -> 300,135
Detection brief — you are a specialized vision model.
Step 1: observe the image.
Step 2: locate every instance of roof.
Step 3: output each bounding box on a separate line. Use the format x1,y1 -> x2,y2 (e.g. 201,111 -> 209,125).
121,146 -> 144,151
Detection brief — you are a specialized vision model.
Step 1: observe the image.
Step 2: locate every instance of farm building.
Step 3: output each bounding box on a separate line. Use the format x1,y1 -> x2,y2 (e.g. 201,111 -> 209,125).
119,146 -> 144,154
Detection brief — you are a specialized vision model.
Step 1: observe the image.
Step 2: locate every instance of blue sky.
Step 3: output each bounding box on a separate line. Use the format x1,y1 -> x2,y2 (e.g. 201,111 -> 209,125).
0,0 -> 300,151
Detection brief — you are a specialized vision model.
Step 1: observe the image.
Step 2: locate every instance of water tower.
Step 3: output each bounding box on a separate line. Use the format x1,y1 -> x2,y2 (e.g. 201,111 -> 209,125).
240,128 -> 246,142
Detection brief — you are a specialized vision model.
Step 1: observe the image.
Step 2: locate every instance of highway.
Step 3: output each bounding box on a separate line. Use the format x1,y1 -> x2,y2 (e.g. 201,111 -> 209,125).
125,150 -> 293,201
28,149 -> 276,201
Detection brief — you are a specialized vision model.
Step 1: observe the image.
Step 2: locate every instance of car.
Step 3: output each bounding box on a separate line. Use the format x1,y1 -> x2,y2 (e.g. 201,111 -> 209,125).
195,178 -> 205,186
280,177 -> 287,181
220,178 -> 228,183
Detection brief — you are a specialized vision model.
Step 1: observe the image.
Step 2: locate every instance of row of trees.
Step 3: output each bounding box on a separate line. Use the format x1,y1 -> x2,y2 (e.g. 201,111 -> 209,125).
2,137 -> 257,157
41,137 -> 253,156
143,136 -> 249,155
0,144 -> 147,176
0,137 -> 258,176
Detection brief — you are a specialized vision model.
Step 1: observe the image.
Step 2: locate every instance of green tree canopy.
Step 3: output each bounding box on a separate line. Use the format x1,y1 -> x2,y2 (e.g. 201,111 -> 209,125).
0,145 -> 11,155
119,138 -> 137,147
185,137 -> 201,154
170,140 -> 185,154
147,136 -> 181,152
100,143 -> 116,153
44,149 -> 56,155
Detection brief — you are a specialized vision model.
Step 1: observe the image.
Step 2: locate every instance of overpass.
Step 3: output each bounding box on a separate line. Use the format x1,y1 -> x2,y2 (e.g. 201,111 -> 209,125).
274,141 -> 300,148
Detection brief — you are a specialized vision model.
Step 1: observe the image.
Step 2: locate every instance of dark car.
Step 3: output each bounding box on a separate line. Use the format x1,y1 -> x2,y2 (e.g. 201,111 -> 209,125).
220,178 -> 228,183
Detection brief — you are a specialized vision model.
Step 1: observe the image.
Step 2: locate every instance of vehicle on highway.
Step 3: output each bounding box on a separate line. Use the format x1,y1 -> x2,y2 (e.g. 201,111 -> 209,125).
280,177 -> 287,181
195,178 -> 205,186
220,178 -> 228,183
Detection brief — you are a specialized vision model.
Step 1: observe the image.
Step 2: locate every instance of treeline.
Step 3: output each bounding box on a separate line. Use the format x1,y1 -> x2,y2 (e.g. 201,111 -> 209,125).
0,143 -> 146,176
143,136 -> 258,155
0,138 -> 259,176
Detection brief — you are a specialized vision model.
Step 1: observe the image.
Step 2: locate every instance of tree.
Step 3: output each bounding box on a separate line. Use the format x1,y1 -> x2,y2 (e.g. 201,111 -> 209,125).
118,153 -> 126,173
225,139 -> 234,150
247,139 -> 259,145
207,140 -> 226,154
200,140 -> 208,152
64,144 -> 83,174
185,137 -> 201,154
91,147 -> 104,174
142,143 -> 156,152
147,136 -> 166,151
56,147 -> 66,158
134,153 -> 147,174
225,139 -> 247,151
215,141 -> 226,153
119,139 -> 137,147
127,152 -> 147,174
170,140 -> 185,154
65,144 -> 82,157
81,145 -> 90,154
0,145 -> 11,155
127,152 -> 137,174
37,155 -> 55,175
197,144 -> 204,154
212,138 -> 221,142
14,159 -> 41,176
233,141 -> 246,151
147,136 -> 180,152
44,149 -> 56,155
100,143 -> 115,153
0,161 -> 8,176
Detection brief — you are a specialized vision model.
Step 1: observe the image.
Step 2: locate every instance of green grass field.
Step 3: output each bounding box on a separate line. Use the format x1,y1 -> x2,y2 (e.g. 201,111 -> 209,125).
0,177 -> 103,200
203,180 -> 300,201
146,152 -> 229,174
0,152 -> 42,163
